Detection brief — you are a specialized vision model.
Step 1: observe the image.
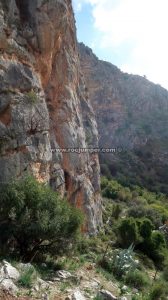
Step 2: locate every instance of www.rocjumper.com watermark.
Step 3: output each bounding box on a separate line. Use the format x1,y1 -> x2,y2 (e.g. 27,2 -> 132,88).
51,147 -> 123,154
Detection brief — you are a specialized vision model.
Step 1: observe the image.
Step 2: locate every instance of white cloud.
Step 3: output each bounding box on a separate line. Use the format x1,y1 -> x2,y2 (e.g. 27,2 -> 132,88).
73,0 -> 89,12
73,0 -> 168,89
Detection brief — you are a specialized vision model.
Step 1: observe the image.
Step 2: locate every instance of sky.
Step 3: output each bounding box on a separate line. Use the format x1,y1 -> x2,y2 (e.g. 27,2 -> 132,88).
72,0 -> 168,90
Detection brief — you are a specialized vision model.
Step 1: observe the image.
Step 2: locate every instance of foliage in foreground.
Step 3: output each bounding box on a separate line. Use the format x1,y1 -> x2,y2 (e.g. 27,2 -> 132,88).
0,176 -> 83,261
18,265 -> 37,288
124,270 -> 149,290
118,217 -> 166,266
148,280 -> 168,300
97,176 -> 168,299
101,177 -> 168,268
110,244 -> 138,278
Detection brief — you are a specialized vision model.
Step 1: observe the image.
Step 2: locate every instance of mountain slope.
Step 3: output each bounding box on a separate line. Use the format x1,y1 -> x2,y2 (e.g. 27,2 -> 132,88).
79,42 -> 168,194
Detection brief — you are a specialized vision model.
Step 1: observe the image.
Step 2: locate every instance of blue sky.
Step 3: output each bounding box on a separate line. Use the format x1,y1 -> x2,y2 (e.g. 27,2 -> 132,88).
73,1 -> 133,66
72,0 -> 168,90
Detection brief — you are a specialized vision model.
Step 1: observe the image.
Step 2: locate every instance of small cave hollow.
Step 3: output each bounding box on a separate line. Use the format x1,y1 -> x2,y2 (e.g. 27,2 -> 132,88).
15,0 -> 36,26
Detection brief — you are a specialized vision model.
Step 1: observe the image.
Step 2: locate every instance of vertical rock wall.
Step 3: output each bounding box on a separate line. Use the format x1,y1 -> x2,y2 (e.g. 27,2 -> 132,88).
0,0 -> 102,233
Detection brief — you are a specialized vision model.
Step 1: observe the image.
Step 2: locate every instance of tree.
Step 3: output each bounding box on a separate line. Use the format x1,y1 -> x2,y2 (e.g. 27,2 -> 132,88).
139,218 -> 154,239
140,231 -> 166,268
102,180 -> 121,199
0,177 -> 83,261
112,204 -> 122,220
118,217 -> 140,247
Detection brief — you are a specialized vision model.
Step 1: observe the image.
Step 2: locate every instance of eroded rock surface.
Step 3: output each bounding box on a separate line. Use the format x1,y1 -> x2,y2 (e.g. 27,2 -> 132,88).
79,42 -> 168,193
0,1 -> 102,233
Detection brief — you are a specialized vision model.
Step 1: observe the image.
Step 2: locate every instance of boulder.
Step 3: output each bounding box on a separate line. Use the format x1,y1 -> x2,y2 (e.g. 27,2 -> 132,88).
41,293 -> 49,300
36,277 -> 50,290
56,270 -> 72,280
18,262 -> 32,272
0,278 -> 18,294
0,261 -> 20,281
72,290 -> 86,300
121,285 -> 128,293
98,289 -> 117,300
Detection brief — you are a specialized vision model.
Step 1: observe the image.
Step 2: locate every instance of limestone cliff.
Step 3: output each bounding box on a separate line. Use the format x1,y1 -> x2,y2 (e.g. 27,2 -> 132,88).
0,1 -> 102,233
79,43 -> 168,194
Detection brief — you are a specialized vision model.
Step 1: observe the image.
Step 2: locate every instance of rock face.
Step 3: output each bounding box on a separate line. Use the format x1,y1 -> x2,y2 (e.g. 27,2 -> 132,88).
98,289 -> 117,300
79,43 -> 168,193
72,290 -> 86,300
0,261 -> 20,281
0,1 -> 102,233
0,261 -> 19,295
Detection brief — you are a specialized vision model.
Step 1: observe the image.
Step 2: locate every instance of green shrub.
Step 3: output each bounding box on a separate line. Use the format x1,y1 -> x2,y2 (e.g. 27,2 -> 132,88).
137,253 -> 155,270
0,177 -> 83,261
93,296 -> 104,300
128,206 -> 162,228
132,296 -> 144,300
140,231 -> 166,268
150,204 -> 168,217
101,176 -> 109,190
77,236 -> 91,254
139,219 -> 154,239
98,256 -> 113,273
77,236 -> 103,255
118,217 -> 140,247
27,90 -> 38,104
112,204 -> 122,220
149,281 -> 168,300
162,267 -> 168,282
117,190 -> 127,201
100,177 -> 168,272
100,164 -> 112,180
18,266 -> 37,288
151,231 -> 166,249
102,180 -> 121,199
117,215 -> 166,266
124,270 -> 150,290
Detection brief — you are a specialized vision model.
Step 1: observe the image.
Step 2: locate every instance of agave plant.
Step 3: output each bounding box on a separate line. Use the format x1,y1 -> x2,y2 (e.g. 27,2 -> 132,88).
112,244 -> 138,278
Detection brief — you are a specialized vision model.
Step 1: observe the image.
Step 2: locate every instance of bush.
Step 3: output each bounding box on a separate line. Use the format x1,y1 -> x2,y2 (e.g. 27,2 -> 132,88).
27,90 -> 38,104
128,205 -> 162,228
100,164 -> 112,179
18,266 -> 37,288
93,296 -> 103,300
162,267 -> 168,281
124,270 -> 150,290
77,237 -> 90,254
101,176 -> 109,190
0,177 -> 83,261
136,253 -> 155,270
149,280 -> 168,300
102,180 -> 121,199
111,244 -> 138,278
118,217 -> 140,247
112,204 -> 122,220
117,215 -> 166,267
139,218 -> 154,239
151,231 -> 166,249
140,231 -> 166,268
98,245 -> 137,278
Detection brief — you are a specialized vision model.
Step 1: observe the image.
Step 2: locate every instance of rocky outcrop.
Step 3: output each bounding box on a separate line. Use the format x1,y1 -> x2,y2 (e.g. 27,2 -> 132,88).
79,43 -> 168,193
0,1 -> 102,233
98,290 -> 117,300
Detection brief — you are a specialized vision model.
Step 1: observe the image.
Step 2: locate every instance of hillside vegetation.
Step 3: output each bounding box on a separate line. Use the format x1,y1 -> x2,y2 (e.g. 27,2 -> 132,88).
1,177 -> 168,299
